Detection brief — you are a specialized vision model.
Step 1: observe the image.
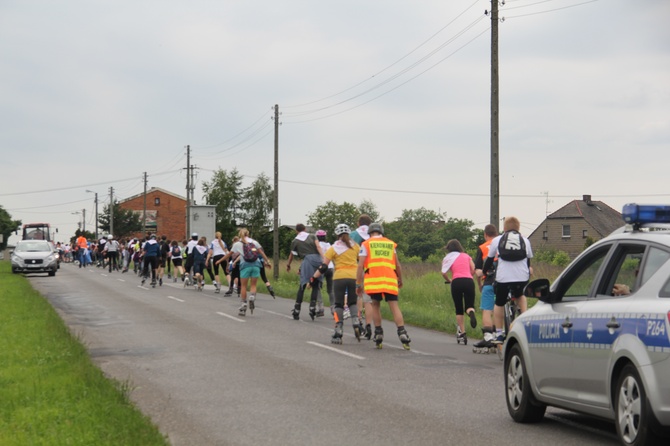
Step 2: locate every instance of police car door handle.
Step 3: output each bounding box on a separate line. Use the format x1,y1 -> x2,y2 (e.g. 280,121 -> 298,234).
606,317 -> 620,329
561,318 -> 573,329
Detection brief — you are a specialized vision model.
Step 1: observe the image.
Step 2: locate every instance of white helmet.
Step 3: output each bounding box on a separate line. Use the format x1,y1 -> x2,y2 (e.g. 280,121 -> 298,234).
334,224 -> 351,236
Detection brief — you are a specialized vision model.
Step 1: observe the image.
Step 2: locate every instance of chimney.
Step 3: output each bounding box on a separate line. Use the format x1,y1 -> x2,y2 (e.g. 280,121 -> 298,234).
583,194 -> 593,205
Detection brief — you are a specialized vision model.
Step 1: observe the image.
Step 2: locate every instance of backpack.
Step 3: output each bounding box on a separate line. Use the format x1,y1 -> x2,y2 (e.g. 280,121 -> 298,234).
171,246 -> 181,257
242,241 -> 259,262
498,230 -> 527,261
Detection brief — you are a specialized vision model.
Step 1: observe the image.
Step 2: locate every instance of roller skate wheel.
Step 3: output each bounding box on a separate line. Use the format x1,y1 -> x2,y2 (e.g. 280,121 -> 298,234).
402,343 -> 410,351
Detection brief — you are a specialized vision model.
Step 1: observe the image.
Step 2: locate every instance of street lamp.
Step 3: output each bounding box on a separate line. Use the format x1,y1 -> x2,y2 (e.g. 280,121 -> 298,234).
86,190 -> 98,240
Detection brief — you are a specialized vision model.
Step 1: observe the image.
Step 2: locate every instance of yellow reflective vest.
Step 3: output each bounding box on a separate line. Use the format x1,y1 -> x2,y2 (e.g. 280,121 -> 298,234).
361,236 -> 399,295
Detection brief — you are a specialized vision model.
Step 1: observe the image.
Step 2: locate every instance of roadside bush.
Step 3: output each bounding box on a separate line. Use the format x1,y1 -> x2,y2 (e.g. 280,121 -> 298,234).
534,248 -> 571,267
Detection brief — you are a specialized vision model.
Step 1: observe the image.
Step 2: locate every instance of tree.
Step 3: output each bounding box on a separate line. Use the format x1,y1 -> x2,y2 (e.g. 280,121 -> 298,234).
358,199 -> 381,222
0,205 -> 21,250
384,207 -> 445,260
306,201 -> 362,242
98,201 -> 143,239
202,168 -> 244,241
438,217 -> 480,252
239,173 -> 273,238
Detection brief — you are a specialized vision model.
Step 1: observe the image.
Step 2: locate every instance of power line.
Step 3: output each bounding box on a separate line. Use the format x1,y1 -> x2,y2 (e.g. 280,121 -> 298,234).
283,0 -> 482,110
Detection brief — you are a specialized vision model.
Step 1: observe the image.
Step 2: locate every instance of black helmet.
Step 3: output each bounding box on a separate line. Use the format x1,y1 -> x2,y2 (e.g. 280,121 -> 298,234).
368,222 -> 384,235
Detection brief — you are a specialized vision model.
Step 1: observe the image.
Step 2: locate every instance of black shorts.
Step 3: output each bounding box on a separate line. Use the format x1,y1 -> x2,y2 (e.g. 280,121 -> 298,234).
493,281 -> 527,307
172,258 -> 183,267
369,292 -> 398,302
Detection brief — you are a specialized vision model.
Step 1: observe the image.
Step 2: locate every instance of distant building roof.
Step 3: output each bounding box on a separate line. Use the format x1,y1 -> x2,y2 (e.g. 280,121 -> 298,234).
537,194 -> 622,238
119,187 -> 186,204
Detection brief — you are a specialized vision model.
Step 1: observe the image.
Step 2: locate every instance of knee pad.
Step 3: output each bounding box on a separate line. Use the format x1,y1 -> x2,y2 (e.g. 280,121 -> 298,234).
317,263 -> 329,274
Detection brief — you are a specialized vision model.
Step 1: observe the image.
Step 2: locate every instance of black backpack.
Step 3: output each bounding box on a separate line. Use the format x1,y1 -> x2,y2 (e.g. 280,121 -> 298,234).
498,230 -> 527,261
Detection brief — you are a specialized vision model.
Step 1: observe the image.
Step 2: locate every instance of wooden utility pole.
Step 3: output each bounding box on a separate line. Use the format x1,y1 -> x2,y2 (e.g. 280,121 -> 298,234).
142,172 -> 147,232
109,187 -> 114,237
490,0 -> 500,228
272,104 -> 280,280
186,145 -> 191,238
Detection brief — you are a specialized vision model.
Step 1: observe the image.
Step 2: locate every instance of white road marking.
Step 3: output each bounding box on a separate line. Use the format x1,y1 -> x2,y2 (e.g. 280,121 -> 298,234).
307,341 -> 366,360
216,312 -> 246,322
168,296 -> 184,303
265,310 -> 294,319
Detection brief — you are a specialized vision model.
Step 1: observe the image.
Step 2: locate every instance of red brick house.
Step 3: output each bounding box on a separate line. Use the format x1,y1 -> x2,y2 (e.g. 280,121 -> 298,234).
528,195 -> 622,259
119,187 -> 186,241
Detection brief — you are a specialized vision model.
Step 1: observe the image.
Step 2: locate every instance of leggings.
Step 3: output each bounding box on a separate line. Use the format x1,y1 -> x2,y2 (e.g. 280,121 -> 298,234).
450,277 -> 475,315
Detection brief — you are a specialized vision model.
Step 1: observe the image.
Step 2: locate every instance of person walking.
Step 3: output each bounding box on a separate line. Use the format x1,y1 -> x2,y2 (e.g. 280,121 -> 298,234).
356,222 -> 411,350
441,239 -> 477,345
286,224 -> 325,321
482,216 -> 533,344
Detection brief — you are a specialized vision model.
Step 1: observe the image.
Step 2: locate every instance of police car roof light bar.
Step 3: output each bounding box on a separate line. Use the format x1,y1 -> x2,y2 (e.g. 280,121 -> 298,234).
622,204 -> 670,228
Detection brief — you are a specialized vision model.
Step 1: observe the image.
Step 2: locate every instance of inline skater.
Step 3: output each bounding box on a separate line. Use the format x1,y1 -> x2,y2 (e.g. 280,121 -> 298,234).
356,223 -> 410,350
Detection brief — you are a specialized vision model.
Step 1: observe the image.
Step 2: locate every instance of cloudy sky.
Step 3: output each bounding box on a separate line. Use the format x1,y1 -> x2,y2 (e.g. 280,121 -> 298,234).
2,0 -> 669,244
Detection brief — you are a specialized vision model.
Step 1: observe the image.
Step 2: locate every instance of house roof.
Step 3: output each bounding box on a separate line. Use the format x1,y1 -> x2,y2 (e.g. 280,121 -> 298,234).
543,197 -> 623,238
119,187 -> 186,204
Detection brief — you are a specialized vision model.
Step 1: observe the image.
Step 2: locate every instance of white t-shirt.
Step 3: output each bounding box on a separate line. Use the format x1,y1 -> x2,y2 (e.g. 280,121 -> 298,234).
209,239 -> 228,256
487,234 -> 533,283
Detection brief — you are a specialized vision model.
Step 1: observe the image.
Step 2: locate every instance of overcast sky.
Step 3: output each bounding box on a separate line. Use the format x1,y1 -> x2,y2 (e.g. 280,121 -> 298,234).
2,0 -> 669,244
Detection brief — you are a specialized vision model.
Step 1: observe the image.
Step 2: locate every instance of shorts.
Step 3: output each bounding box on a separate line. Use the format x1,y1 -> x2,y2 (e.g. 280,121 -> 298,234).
493,281 -> 527,307
369,292 -> 398,302
240,260 -> 261,279
360,291 -> 372,304
172,258 -> 183,267
480,284 -> 495,311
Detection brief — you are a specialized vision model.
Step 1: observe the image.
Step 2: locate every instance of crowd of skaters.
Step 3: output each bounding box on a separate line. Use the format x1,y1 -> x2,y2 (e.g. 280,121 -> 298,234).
63,213 -> 533,350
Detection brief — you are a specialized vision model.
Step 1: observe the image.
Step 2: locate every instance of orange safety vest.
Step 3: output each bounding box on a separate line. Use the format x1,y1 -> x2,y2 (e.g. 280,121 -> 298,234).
479,239 -> 496,279
77,236 -> 88,249
362,236 -> 399,295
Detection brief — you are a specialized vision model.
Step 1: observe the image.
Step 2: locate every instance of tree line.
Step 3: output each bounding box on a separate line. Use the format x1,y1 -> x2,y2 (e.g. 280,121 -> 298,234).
0,167 -> 483,261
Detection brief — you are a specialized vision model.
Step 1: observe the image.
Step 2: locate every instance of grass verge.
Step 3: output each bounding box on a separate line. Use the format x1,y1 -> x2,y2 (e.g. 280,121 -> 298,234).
0,261 -> 169,446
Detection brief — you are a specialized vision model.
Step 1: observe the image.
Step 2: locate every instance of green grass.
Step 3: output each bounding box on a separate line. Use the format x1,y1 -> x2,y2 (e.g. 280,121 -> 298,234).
0,261 -> 169,446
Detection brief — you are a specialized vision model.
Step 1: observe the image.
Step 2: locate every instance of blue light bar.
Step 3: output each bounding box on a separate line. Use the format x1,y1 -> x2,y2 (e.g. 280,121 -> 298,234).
622,203 -> 670,225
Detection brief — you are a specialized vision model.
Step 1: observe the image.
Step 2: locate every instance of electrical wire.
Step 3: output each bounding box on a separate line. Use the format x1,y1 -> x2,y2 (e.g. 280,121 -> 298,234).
283,15 -> 487,119
283,0 -> 482,110
285,25 -> 490,124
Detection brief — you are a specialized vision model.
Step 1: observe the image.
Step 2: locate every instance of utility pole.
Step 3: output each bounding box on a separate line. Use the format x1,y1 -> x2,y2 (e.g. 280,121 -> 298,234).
489,0 -> 501,228
109,186 -> 114,237
186,145 -> 191,238
86,190 -> 98,239
82,208 -> 86,233
142,172 -> 148,232
272,104 -> 280,280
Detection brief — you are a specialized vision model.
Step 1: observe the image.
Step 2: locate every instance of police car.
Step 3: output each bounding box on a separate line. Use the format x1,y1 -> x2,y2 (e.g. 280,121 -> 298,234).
504,204 -> 670,446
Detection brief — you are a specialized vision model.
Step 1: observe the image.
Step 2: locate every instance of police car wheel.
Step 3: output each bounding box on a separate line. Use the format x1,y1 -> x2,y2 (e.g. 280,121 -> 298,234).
505,343 -> 546,423
614,364 -> 662,446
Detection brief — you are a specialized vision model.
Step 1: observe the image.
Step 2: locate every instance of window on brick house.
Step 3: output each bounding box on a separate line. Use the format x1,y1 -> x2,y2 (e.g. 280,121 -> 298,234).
582,229 -> 588,238
562,225 -> 571,238
542,230 -> 548,240
154,197 -> 160,206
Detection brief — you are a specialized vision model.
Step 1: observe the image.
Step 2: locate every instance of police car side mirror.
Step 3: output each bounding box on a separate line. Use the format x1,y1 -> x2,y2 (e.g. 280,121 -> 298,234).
524,278 -> 551,300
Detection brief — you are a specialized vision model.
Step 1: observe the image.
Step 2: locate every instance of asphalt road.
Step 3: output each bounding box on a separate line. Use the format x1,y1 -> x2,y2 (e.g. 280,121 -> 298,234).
27,264 -> 620,446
